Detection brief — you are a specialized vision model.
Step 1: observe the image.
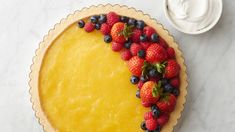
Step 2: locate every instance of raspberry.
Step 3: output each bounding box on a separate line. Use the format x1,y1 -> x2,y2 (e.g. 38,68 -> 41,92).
100,23 -> 111,35
143,26 -> 156,40
131,29 -> 142,43
140,42 -> 151,50
130,43 -> 143,56
121,50 -> 132,61
106,12 -> 119,26
137,81 -> 144,89
111,42 -> 123,52
167,47 -> 175,59
159,37 -> 168,49
170,77 -> 180,88
144,111 -> 154,120
146,118 -> 158,131
84,22 -> 95,32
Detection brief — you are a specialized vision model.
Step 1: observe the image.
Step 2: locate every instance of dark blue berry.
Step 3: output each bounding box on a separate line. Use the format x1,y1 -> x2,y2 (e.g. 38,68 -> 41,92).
128,18 -> 136,26
136,20 -> 145,30
149,69 -> 158,77
151,33 -> 159,43
90,15 -> 98,24
163,84 -> 174,93
124,41 -> 132,49
95,23 -> 101,30
98,14 -> 107,24
136,90 -> 140,98
141,121 -> 147,130
172,88 -> 180,96
78,20 -> 85,28
104,35 -> 112,43
138,50 -> 146,58
151,105 -> 161,118
154,126 -> 161,132
130,75 -> 139,84
140,34 -> 147,42
120,16 -> 129,23
160,78 -> 169,86
140,76 -> 148,82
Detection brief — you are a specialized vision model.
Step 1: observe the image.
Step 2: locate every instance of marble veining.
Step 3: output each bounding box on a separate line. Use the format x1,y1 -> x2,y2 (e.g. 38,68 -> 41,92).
0,0 -> 234,132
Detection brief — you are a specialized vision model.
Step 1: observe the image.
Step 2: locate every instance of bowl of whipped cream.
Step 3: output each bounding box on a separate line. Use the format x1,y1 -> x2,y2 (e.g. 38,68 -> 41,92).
163,0 -> 223,34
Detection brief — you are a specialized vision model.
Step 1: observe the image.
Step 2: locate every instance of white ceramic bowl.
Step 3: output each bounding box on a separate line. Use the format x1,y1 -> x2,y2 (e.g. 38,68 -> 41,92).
163,0 -> 223,34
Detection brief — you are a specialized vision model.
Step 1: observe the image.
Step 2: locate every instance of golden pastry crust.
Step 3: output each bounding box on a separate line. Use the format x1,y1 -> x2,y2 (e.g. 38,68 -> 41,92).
29,4 -> 188,132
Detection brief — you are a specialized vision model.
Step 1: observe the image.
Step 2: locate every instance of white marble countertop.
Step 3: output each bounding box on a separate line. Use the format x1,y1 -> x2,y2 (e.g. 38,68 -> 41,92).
0,0 -> 234,132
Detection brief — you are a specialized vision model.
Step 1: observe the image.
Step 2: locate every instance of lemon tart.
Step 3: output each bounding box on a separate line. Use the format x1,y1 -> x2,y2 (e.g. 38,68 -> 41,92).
29,4 -> 187,132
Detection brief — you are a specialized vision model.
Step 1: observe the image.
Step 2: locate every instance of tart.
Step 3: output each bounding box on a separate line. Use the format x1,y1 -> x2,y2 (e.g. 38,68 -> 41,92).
29,4 -> 187,132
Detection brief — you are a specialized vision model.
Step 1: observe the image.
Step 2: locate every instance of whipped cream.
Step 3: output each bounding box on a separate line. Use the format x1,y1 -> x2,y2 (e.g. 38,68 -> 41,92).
167,0 -> 221,33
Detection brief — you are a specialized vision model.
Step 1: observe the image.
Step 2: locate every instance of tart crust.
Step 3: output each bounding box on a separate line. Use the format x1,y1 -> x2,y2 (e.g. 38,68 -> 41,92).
29,4 -> 188,132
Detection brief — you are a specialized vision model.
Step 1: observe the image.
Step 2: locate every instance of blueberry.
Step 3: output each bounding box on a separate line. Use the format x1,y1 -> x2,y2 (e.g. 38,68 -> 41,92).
160,78 -> 169,86
136,20 -> 145,30
140,76 -> 148,82
138,50 -> 146,58
140,34 -> 147,42
136,90 -> 140,98
90,15 -> 98,24
104,35 -> 112,43
140,121 -> 147,130
163,84 -> 174,93
172,88 -> 180,96
98,14 -> 107,24
128,18 -> 136,26
148,69 -> 158,77
153,126 -> 161,132
152,106 -> 161,118
124,41 -> 132,49
151,104 -> 157,111
78,20 -> 85,28
151,33 -> 159,43
130,75 -> 139,84
120,16 -> 129,23
95,23 -> 101,30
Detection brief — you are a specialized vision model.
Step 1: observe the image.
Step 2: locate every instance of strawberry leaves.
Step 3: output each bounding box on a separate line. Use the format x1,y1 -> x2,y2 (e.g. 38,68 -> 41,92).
152,81 -> 162,98
119,24 -> 134,40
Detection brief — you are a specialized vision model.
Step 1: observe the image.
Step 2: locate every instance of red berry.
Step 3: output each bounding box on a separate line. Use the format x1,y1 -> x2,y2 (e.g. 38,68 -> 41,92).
165,60 -> 180,79
146,118 -> 158,131
121,50 -> 132,61
137,81 -> 144,89
142,101 -> 152,107
143,26 -> 156,40
146,44 -> 167,63
131,29 -> 142,43
157,94 -> 177,113
128,56 -> 144,76
167,47 -> 175,59
144,111 -> 154,120
84,22 -> 95,32
100,23 -> 111,35
140,42 -> 151,50
159,37 -> 168,49
111,42 -> 123,52
157,114 -> 169,127
110,22 -> 126,43
130,43 -> 143,56
170,77 -> 180,88
106,12 -> 119,26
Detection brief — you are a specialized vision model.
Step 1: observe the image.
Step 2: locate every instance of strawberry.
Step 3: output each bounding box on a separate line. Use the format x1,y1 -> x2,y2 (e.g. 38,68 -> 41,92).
164,60 -> 180,79
157,114 -> 169,127
128,56 -> 144,76
131,28 -> 142,43
159,37 -> 168,49
130,43 -> 143,56
146,44 -> 167,63
156,94 -> 176,113
111,42 -> 123,52
84,22 -> 95,32
110,22 -> 133,43
167,47 -> 175,59
170,77 -> 180,88
121,50 -> 132,61
142,101 -> 152,107
144,111 -> 154,120
100,23 -> 111,35
143,26 -> 156,40
146,118 -> 158,131
106,12 -> 119,26
140,42 -> 151,50
140,81 -> 161,107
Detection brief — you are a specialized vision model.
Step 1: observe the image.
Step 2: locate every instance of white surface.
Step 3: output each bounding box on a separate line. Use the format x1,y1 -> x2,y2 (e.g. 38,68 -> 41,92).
0,0 -> 234,132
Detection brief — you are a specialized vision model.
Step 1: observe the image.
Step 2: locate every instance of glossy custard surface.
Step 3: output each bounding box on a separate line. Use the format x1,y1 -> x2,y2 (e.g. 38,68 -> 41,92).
39,23 -> 147,132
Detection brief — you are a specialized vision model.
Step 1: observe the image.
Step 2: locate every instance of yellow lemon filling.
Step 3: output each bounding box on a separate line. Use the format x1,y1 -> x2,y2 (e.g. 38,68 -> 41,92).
39,23 -> 148,132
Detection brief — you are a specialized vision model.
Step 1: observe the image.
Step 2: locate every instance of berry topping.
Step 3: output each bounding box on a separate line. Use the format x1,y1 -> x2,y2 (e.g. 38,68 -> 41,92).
124,41 -> 132,49
137,81 -> 144,89
140,42 -> 151,50
160,78 -> 169,86
128,56 -> 144,76
170,77 -> 180,88
163,84 -> 174,93
128,18 -> 137,26
156,94 -> 176,113
152,106 -> 161,118
111,42 -> 123,52
172,88 -> 180,96
107,12 -> 119,26
138,50 -> 146,58
157,114 -> 169,127
98,14 -> 107,24
136,20 -> 145,30
111,22 -> 133,43
167,47 -> 176,59
104,35 -> 112,43
164,60 -> 180,79
95,23 -> 101,30
144,111 -> 154,120
136,89 -> 140,98
148,69 -> 159,77
131,28 -> 142,43
78,20 -> 85,28
130,75 -> 140,84
146,44 -> 167,63
100,23 -> 111,35
151,33 -> 159,43
144,26 -> 156,40
90,15 -> 99,24
140,34 -> 148,42
159,37 -> 168,49
141,121 -> 147,130
84,22 -> 95,32
130,43 -> 143,56
140,75 -> 148,83
121,50 -> 132,61
120,16 -> 129,23
146,118 -> 158,131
